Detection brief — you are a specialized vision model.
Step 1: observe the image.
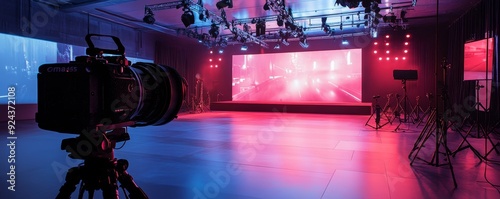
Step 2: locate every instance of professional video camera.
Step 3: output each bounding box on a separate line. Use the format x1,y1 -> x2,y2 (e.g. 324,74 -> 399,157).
37,34 -> 185,134
36,34 -> 186,199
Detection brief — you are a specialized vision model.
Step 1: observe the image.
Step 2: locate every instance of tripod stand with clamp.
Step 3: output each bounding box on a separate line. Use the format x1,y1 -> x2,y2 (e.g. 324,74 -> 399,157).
395,79 -> 415,131
416,93 -> 434,127
365,95 -> 391,130
408,57 -> 457,188
56,124 -> 148,199
452,80 -> 500,160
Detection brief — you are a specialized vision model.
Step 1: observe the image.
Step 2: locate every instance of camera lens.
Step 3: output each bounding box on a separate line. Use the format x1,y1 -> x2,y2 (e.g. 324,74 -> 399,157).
128,62 -> 185,126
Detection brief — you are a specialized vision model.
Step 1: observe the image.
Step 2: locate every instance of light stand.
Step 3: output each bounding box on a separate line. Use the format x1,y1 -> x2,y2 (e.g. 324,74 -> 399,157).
452,80 -> 500,160
365,95 -> 391,130
416,93 -> 434,127
395,79 -> 415,131
408,57 -> 457,188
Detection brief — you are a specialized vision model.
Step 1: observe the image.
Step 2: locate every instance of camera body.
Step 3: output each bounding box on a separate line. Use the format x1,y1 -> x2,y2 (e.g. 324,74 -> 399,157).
36,34 -> 185,134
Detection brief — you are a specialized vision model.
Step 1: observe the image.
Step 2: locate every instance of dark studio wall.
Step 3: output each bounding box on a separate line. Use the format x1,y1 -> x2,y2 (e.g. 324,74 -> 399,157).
446,0 -> 500,122
0,0 -> 196,121
203,29 -> 438,110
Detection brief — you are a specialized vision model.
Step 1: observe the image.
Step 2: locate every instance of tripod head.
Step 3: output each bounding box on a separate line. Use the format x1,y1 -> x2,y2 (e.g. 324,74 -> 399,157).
61,122 -> 133,160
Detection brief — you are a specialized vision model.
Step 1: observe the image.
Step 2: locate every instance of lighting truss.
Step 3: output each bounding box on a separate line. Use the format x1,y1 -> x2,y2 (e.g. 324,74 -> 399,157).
144,0 -> 269,48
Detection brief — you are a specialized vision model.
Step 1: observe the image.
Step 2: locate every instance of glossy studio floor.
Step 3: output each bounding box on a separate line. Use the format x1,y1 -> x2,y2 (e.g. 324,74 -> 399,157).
2,111 -> 500,199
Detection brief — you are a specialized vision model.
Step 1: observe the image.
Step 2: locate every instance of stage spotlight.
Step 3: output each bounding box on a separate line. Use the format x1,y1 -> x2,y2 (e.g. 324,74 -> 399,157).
209,23 -> 219,38
342,39 -> 349,45
143,7 -> 155,24
241,45 -> 248,51
216,0 -> 233,9
277,17 -> 284,26
401,10 -> 408,22
256,19 -> 266,36
263,2 -> 270,10
218,49 -> 224,54
299,35 -> 309,48
181,8 -> 195,27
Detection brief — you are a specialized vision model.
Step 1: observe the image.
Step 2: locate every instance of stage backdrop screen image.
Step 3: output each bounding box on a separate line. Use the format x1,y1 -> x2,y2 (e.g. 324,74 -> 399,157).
232,49 -> 362,103
464,37 -> 495,110
0,33 -> 153,104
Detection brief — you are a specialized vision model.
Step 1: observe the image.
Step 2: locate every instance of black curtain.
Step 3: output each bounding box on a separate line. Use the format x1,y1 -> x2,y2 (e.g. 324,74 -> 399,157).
446,0 -> 500,123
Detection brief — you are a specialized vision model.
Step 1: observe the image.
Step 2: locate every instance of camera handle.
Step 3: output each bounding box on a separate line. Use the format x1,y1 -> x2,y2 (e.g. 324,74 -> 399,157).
85,34 -> 126,57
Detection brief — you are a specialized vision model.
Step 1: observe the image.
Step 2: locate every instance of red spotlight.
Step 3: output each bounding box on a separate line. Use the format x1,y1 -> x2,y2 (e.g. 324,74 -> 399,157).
374,50 -> 378,54
404,50 -> 408,53
385,35 -> 390,38
378,57 -> 382,61
209,59 -> 212,62
395,57 -> 399,60
374,42 -> 378,45
210,51 -> 213,54
406,34 -> 411,38
215,65 -> 218,68
404,42 -> 409,45
386,42 -> 390,46
386,50 -> 390,54
402,57 -> 406,60
210,65 -> 213,68
386,57 -> 390,60
219,58 -> 222,61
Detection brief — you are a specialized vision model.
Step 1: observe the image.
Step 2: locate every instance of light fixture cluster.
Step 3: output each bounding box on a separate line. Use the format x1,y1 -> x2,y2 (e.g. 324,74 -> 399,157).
264,0 -> 308,48
373,33 -> 411,61
383,8 -> 410,31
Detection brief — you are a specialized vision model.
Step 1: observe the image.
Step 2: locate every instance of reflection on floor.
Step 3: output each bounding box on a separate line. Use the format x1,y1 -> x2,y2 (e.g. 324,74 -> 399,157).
1,111 -> 499,199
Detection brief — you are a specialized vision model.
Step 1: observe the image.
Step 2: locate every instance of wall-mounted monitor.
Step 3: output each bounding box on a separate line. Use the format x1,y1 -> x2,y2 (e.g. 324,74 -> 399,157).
464,37 -> 495,111
232,49 -> 362,103
464,37 -> 494,81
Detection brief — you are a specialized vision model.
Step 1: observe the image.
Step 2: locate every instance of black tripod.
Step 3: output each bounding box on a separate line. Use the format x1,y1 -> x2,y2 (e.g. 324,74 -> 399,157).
408,57 -> 457,188
56,127 -> 148,199
365,95 -> 390,130
452,80 -> 500,160
395,79 -> 415,131
416,93 -> 434,127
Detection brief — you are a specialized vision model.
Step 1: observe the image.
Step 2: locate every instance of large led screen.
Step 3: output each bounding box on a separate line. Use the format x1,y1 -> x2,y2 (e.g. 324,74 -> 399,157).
232,49 -> 362,102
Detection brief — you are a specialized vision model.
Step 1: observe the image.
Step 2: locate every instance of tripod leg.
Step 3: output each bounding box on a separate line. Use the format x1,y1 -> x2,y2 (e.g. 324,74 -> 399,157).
116,159 -> 149,199
56,167 -> 82,199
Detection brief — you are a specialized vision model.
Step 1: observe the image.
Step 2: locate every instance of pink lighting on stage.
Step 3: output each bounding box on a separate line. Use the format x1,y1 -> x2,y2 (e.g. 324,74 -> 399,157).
386,42 -> 390,46
215,65 -> 218,68
379,57 -> 382,61
386,57 -> 390,60
219,58 -> 222,61
374,42 -> 378,45
402,57 -> 406,60
405,42 -> 409,45
209,59 -> 212,62
385,35 -> 390,38
232,49 -> 362,102
386,50 -> 390,54
406,34 -> 411,38
395,57 -> 399,60
404,50 -> 408,53
374,50 -> 378,54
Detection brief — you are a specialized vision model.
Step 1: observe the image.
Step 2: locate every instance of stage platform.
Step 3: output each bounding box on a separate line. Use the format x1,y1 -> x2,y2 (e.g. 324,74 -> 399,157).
210,101 -> 372,115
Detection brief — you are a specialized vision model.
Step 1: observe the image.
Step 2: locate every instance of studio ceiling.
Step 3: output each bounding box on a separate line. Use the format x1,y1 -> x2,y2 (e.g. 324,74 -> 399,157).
35,0 -> 481,46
